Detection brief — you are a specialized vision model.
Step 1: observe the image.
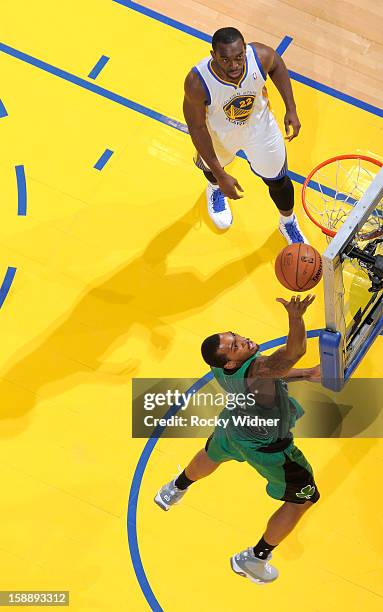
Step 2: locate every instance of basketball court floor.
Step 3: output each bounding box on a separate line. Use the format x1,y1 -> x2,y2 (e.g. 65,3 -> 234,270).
0,1 -> 382,610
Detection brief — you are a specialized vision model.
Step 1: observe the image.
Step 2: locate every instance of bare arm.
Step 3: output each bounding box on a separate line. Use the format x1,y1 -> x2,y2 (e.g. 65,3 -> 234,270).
283,364 -> 321,382
251,42 -> 301,141
183,71 -> 223,179
248,295 -> 315,380
183,71 -> 243,199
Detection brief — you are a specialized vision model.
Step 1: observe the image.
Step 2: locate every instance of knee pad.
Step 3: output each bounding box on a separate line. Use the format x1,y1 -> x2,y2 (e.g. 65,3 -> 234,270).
262,175 -> 290,191
262,175 -> 294,211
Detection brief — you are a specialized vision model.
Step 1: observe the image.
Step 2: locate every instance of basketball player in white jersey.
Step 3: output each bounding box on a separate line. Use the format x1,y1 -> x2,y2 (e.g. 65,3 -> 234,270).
184,27 -> 307,243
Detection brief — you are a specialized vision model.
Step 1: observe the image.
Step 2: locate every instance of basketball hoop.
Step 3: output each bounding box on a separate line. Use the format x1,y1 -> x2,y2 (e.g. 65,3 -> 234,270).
302,154 -> 383,241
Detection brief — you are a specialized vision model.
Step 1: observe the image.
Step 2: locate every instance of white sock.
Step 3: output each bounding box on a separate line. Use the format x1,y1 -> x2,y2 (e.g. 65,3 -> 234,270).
208,181 -> 219,190
280,213 -> 294,224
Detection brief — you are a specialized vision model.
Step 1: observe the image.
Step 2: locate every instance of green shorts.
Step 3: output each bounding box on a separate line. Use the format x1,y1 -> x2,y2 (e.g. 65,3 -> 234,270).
205,430 -> 320,504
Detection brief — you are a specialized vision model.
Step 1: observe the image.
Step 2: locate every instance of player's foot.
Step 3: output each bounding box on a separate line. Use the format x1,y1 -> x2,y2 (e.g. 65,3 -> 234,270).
206,183 -> 232,230
230,547 -> 279,584
279,215 -> 309,244
154,479 -> 187,511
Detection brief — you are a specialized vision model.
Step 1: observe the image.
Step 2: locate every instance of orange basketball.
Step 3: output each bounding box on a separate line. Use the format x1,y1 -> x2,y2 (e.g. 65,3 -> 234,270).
275,243 -> 322,291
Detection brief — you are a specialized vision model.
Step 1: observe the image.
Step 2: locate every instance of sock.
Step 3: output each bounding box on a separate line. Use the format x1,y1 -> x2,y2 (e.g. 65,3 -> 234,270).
174,470 -> 195,491
280,213 -> 294,224
208,181 -> 219,190
253,536 -> 276,560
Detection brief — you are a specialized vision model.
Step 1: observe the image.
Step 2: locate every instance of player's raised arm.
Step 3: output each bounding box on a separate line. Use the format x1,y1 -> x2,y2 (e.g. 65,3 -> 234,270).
183,71 -> 243,200
252,42 -> 301,142
282,364 -> 321,382
248,294 -> 315,379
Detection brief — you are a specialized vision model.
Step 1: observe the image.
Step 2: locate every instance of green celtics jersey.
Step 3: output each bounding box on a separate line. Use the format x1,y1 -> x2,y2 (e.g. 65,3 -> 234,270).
211,352 -> 260,395
211,352 -> 303,444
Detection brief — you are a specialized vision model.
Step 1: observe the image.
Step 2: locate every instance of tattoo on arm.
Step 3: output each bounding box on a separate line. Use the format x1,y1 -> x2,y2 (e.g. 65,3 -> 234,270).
249,350 -> 298,379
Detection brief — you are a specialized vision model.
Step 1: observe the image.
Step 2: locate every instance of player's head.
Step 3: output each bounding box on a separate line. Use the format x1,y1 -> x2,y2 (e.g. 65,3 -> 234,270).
211,27 -> 246,80
201,332 -> 258,370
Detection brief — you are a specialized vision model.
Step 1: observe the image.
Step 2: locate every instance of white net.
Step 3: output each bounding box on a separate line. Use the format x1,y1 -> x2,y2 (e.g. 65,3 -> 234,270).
303,156 -> 383,244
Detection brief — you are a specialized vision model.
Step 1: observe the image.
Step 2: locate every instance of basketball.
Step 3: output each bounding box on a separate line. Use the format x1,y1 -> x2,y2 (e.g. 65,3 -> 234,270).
275,243 -> 322,291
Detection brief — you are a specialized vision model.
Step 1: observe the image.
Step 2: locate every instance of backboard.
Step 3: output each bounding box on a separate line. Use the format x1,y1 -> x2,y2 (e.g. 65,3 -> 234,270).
302,157 -> 383,390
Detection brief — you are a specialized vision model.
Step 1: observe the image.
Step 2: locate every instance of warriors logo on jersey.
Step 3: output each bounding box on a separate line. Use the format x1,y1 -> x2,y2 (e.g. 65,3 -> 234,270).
193,44 -> 268,135
223,95 -> 256,124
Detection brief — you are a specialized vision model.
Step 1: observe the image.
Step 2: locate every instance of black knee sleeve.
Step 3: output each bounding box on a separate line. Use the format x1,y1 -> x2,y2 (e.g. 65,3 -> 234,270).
262,175 -> 294,212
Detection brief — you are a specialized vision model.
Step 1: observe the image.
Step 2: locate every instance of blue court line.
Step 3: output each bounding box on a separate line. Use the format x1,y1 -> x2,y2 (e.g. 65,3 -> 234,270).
88,54 -> 110,79
288,70 -> 383,118
0,267 -> 17,309
94,148 -> 114,170
288,167 -> 358,203
0,44 -> 360,204
112,1 -> 292,58
128,329 -> 323,611
305,178 -> 357,205
15,164 -> 27,216
115,0 -> 383,118
0,99 -> 7,117
112,0 -> 211,42
276,36 -> 293,56
0,42 -> 189,134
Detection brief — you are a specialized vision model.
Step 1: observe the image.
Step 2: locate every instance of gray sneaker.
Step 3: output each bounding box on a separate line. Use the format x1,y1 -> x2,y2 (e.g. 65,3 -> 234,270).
230,547 -> 279,584
154,479 -> 187,511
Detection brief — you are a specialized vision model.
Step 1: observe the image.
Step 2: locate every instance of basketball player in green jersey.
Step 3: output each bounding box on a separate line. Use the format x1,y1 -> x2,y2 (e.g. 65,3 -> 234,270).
155,294 -> 320,584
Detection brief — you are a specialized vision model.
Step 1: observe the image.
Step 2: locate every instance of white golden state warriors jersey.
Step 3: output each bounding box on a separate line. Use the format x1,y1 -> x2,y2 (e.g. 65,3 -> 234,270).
193,44 -> 269,143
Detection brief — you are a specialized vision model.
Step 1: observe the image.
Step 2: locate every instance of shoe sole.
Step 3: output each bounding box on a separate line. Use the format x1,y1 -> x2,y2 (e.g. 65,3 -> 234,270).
153,493 -> 169,511
207,213 -> 233,230
230,556 -> 277,585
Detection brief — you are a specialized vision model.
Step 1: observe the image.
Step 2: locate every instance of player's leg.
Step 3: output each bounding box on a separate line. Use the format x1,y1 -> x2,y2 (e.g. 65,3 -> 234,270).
262,174 -> 308,244
194,147 -> 235,230
244,113 -> 308,244
231,442 -> 319,583
183,447 -> 221,480
263,498 -> 313,545
154,434 -> 229,511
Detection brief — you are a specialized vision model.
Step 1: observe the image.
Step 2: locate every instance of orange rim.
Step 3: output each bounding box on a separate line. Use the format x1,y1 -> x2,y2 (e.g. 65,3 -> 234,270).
301,154 -> 383,237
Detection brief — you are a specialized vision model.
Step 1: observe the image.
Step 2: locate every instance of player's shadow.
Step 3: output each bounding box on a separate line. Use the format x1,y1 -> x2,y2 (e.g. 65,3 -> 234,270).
278,437 -> 380,562
276,382 -> 382,561
0,200 -> 281,435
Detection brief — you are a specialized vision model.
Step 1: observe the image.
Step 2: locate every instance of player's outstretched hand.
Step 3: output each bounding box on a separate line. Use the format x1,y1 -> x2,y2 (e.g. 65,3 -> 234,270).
306,364 -> 321,382
217,171 -> 244,200
276,294 -> 316,317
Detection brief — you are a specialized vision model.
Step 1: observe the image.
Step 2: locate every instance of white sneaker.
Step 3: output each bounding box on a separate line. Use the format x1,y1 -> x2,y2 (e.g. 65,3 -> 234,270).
154,479 -> 187,511
230,547 -> 279,584
206,183 -> 232,230
279,214 -> 309,244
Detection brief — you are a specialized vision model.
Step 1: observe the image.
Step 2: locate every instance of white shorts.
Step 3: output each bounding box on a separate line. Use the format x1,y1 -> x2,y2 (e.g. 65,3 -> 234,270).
196,109 -> 287,180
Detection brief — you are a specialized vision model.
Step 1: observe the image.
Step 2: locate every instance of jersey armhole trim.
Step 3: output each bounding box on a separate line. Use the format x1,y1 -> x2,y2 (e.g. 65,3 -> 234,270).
192,66 -> 211,105
249,44 -> 267,82
243,360 -> 257,393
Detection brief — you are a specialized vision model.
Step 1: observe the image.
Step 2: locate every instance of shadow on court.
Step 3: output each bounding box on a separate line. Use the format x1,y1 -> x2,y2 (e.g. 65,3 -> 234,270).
0,199 -> 280,434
